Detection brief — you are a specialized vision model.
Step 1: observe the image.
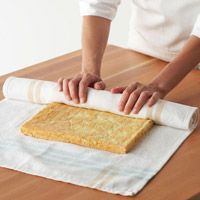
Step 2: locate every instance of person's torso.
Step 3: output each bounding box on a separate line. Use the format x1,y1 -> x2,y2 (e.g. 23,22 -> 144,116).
128,0 -> 200,63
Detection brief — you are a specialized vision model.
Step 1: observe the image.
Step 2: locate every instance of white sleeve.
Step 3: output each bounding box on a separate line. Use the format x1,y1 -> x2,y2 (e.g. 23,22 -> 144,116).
79,0 -> 121,20
191,14 -> 200,38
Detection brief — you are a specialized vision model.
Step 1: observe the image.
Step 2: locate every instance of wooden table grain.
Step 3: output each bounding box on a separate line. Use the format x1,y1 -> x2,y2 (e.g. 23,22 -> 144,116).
0,45 -> 200,200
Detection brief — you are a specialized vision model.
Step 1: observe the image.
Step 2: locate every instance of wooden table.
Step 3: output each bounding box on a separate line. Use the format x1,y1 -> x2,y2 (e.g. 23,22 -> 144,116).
0,45 -> 200,200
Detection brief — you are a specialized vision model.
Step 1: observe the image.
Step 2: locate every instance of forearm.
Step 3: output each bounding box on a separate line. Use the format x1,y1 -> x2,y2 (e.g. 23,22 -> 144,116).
150,35 -> 200,94
81,16 -> 111,76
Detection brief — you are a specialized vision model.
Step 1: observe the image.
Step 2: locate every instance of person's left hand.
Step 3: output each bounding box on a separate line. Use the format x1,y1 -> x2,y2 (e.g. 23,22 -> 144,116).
111,82 -> 167,114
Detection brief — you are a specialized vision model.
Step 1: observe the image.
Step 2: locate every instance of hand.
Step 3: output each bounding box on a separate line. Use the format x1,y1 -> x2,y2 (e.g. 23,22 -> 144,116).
57,72 -> 105,104
111,82 -> 167,114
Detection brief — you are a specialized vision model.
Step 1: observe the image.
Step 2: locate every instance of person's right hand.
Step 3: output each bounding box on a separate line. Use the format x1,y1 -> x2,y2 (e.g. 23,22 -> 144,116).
57,72 -> 106,104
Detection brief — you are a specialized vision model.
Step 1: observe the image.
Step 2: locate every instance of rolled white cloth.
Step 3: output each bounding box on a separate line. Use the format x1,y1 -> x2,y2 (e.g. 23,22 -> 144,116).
3,76 -> 199,130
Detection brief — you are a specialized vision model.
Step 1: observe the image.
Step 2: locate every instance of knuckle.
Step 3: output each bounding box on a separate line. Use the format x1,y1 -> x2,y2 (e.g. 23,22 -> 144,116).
75,73 -> 81,79
123,89 -> 130,96
65,78 -> 69,83
85,73 -> 91,78
71,79 -> 76,84
141,91 -> 148,97
83,73 -> 91,80
80,79 -> 87,87
135,82 -> 141,86
154,91 -> 160,96
130,93 -> 135,98
69,79 -> 76,86
57,77 -> 63,83
131,91 -> 139,98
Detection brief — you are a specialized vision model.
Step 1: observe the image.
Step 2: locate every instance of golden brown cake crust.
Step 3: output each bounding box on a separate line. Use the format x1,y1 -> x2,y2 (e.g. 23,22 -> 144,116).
21,103 -> 154,154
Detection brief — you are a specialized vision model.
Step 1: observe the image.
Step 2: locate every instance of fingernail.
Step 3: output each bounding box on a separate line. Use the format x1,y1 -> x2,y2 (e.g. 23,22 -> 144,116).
73,99 -> 79,104
124,110 -> 129,115
119,106 -> 123,112
65,96 -> 70,101
80,98 -> 84,103
132,108 -> 137,114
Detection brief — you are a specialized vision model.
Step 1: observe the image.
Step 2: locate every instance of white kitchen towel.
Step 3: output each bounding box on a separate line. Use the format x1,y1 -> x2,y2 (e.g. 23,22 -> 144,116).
3,76 -> 199,130
0,76 -> 199,196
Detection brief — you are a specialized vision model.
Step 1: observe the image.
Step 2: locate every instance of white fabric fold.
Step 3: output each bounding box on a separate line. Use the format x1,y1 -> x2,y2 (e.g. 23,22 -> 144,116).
3,76 -> 199,130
